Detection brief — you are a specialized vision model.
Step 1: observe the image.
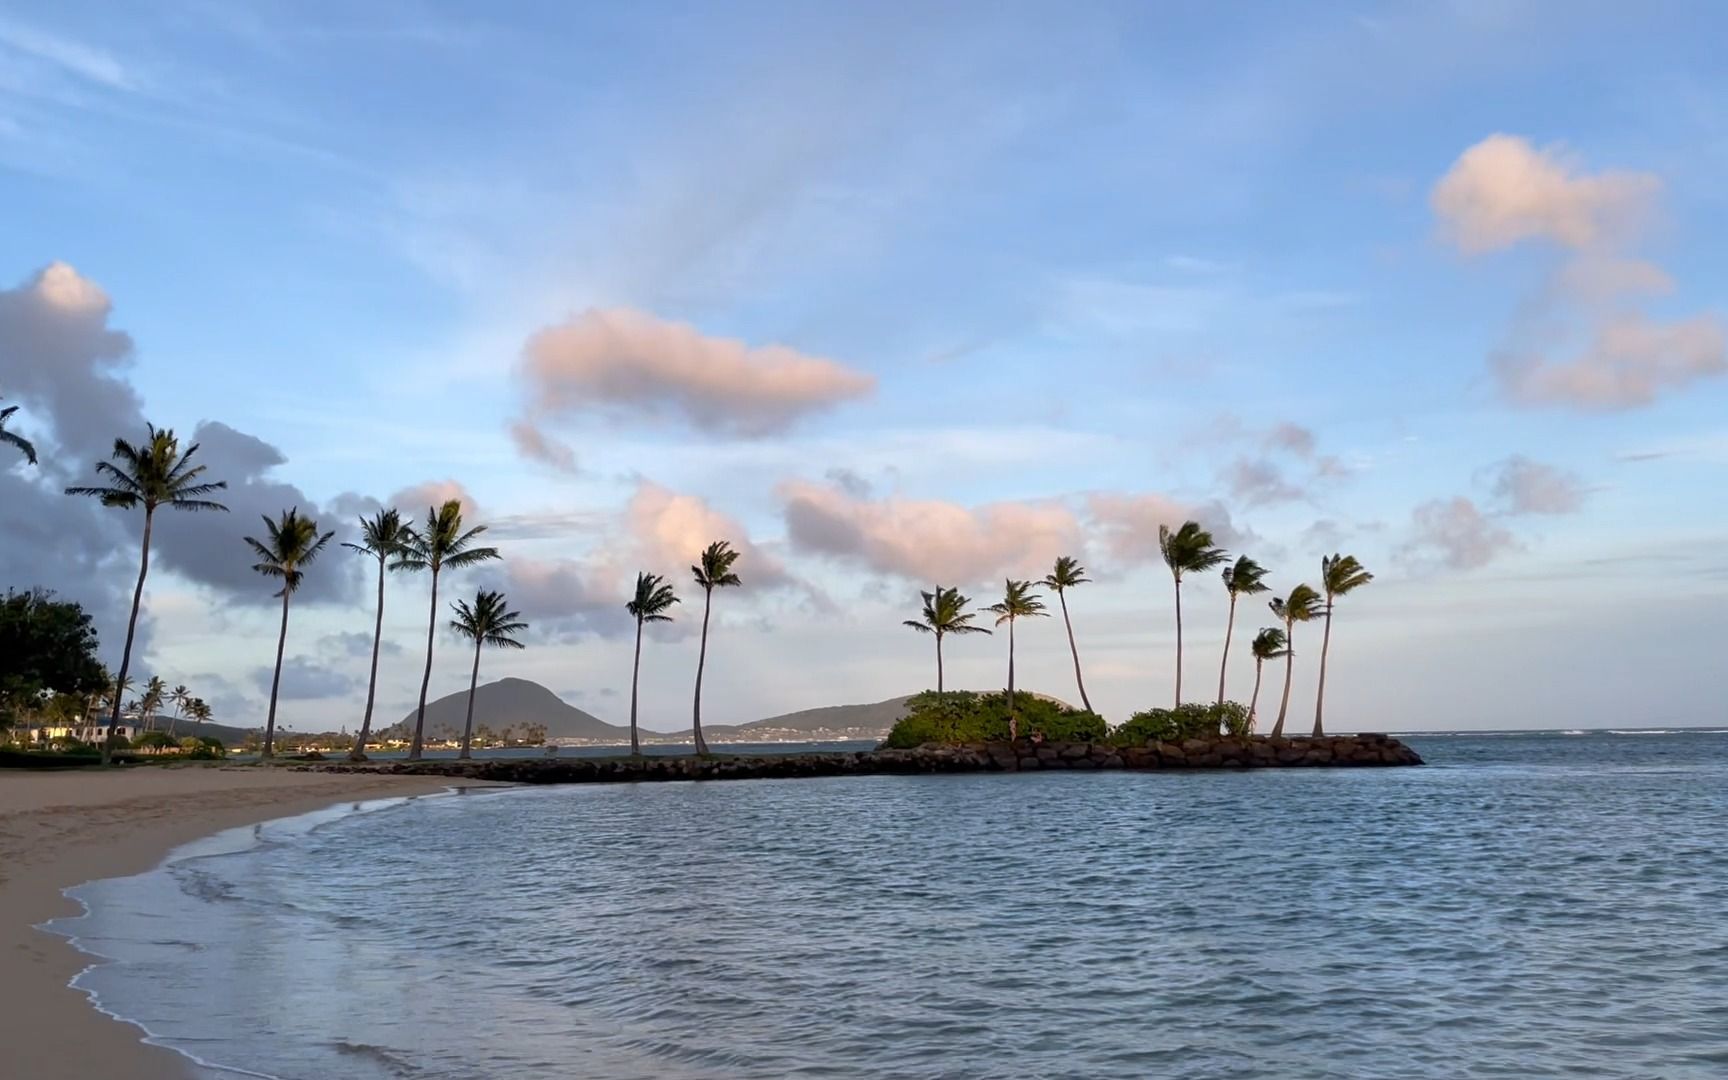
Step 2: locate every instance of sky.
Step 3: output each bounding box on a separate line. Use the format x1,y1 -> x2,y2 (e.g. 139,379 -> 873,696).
2,1 -> 1725,734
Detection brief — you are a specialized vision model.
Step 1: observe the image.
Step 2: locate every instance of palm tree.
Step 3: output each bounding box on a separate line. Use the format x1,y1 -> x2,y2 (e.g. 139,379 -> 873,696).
187,697 -> 211,735
1267,584 -> 1322,738
396,500 -> 500,760
625,572 -> 679,756
1042,556 -> 1095,713
1314,553 -> 1375,737
245,508 -> 335,760
342,508 -> 418,761
66,425 -> 228,763
1247,628 -> 1289,732
1217,555 -> 1270,705
167,684 -> 190,737
986,579 -> 1048,740
139,676 -> 166,731
1,401 -> 36,465
902,585 -> 991,692
449,589 -> 528,760
1159,521 -> 1228,706
690,541 -> 742,756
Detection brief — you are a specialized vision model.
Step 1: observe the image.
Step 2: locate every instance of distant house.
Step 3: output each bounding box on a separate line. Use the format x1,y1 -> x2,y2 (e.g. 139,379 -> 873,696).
28,723 -> 143,744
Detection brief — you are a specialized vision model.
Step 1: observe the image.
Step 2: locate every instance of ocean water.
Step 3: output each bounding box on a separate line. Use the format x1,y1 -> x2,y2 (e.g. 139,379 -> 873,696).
51,730 -> 1728,1079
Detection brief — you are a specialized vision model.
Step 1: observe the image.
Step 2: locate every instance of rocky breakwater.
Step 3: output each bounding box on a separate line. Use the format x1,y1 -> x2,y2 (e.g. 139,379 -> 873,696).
298,734 -> 1419,785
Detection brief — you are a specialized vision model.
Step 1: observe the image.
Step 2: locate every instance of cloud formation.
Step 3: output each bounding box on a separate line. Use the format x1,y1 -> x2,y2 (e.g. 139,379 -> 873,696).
1487,455 -> 1587,516
1433,135 -> 1726,409
253,655 -> 362,700
513,307 -> 874,450
782,480 -> 1082,585
1401,496 -> 1518,571
1086,492 -> 1246,565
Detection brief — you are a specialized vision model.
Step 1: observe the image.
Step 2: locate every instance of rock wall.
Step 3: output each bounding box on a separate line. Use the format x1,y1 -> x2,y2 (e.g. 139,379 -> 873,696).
300,734 -> 1420,785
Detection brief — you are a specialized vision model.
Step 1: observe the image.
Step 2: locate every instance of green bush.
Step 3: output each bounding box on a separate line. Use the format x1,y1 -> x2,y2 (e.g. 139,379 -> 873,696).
178,735 -> 224,760
881,690 -> 1108,748
133,730 -> 176,750
1108,702 -> 1252,746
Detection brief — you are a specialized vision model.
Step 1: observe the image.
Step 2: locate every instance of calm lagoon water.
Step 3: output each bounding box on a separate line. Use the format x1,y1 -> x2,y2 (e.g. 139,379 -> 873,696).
53,730 -> 1728,1079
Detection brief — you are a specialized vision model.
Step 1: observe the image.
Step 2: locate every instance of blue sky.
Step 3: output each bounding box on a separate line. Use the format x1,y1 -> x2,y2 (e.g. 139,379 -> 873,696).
2,1 -> 1725,733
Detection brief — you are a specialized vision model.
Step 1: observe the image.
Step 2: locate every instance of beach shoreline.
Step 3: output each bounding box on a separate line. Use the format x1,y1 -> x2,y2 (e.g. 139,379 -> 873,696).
0,766 -> 501,1080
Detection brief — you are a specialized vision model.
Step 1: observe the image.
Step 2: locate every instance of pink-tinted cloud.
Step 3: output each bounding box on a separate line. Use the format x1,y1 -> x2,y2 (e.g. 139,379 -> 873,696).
781,480 -> 1082,584
391,479 -> 482,520
1431,134 -> 1657,254
1486,455 -> 1587,516
1085,492 -> 1246,565
1433,135 -> 1725,409
514,307 -> 874,442
508,418 -> 578,474
627,479 -> 790,586
1400,497 -> 1519,571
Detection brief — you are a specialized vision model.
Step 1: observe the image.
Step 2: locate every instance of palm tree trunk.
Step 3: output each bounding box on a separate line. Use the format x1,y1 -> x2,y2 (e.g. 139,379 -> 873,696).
352,556 -> 387,761
409,568 -> 440,760
459,637 -> 481,759
1172,576 -> 1184,707
692,586 -> 712,755
1217,592 -> 1237,706
1313,606 -> 1334,737
167,706 -> 179,739
1006,616 -> 1017,741
1272,625 -> 1295,738
629,616 -> 644,755
935,632 -> 944,693
1058,590 -> 1092,713
262,588 -> 291,760
103,507 -> 153,766
1249,659 -> 1264,732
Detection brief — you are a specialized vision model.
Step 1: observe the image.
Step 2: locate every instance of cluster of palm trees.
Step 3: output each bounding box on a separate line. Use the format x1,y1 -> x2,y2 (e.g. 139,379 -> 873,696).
84,672 -> 214,738
903,522 -> 1375,739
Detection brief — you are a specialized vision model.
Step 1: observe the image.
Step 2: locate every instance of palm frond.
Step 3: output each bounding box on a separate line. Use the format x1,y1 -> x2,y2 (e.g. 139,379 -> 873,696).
1321,553 -> 1375,598
1223,555 -> 1270,596
692,540 -> 743,589
1159,520 -> 1229,579
1042,554 -> 1091,591
1250,626 -> 1290,660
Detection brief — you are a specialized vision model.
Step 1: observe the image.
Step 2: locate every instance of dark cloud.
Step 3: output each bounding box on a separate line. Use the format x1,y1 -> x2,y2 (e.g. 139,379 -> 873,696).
151,421 -> 364,607
253,655 -> 362,701
318,630 -> 401,661
1224,457 -> 1304,506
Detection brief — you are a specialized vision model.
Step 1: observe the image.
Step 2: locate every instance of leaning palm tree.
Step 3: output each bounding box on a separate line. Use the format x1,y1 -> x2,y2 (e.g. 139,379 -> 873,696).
396,500 -> 500,760
342,508 -> 418,761
1217,555 -> 1270,705
449,589 -> 528,760
690,541 -> 742,756
1247,627 -> 1289,732
1267,584 -> 1322,738
1159,521 -> 1228,706
1,401 -> 37,465
986,579 -> 1048,740
1314,553 -> 1375,736
902,585 -> 992,692
139,676 -> 166,731
66,424 -> 228,763
625,572 -> 679,756
246,508 -> 335,760
167,684 -> 190,737
1042,556 -> 1095,713
188,697 -> 211,735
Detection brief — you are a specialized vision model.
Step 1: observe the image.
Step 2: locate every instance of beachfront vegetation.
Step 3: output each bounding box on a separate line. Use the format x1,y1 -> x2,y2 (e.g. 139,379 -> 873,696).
690,540 -> 742,756
1159,521 -> 1229,707
65,424 -> 229,764
1218,556 -> 1270,706
986,579 -> 1048,740
1268,585 -> 1323,739
1248,628 -> 1289,731
1109,702 -> 1252,746
449,589 -> 528,759
246,508 -> 336,760
1042,556 -> 1095,714
880,691 -> 1107,749
0,590 -> 106,722
1314,553 -> 1374,737
344,508 -> 418,762
625,572 -> 680,756
398,500 -> 500,761
903,585 -> 992,693
0,399 -> 36,465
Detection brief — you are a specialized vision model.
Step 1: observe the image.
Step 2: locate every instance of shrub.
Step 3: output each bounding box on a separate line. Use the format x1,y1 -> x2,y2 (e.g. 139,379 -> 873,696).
133,730 -> 176,751
178,736 -> 224,760
881,690 -> 1108,748
1109,701 -> 1252,746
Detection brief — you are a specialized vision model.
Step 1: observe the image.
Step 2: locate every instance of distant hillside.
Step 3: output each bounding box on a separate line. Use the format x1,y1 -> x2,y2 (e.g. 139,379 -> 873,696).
703,695 -> 915,737
383,678 -> 629,741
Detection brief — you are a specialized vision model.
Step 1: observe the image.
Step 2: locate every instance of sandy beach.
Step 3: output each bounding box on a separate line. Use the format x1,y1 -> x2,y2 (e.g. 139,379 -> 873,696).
0,765 -> 497,1080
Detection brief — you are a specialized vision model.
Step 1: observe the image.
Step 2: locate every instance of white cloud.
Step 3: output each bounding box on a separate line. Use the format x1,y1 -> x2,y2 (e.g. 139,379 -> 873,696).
1400,496 -> 1519,571
1431,133 -> 1656,253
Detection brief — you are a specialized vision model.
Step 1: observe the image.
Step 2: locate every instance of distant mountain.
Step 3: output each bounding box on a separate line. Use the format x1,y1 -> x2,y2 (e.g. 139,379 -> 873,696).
384,678 -> 629,741
703,695 -> 915,738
